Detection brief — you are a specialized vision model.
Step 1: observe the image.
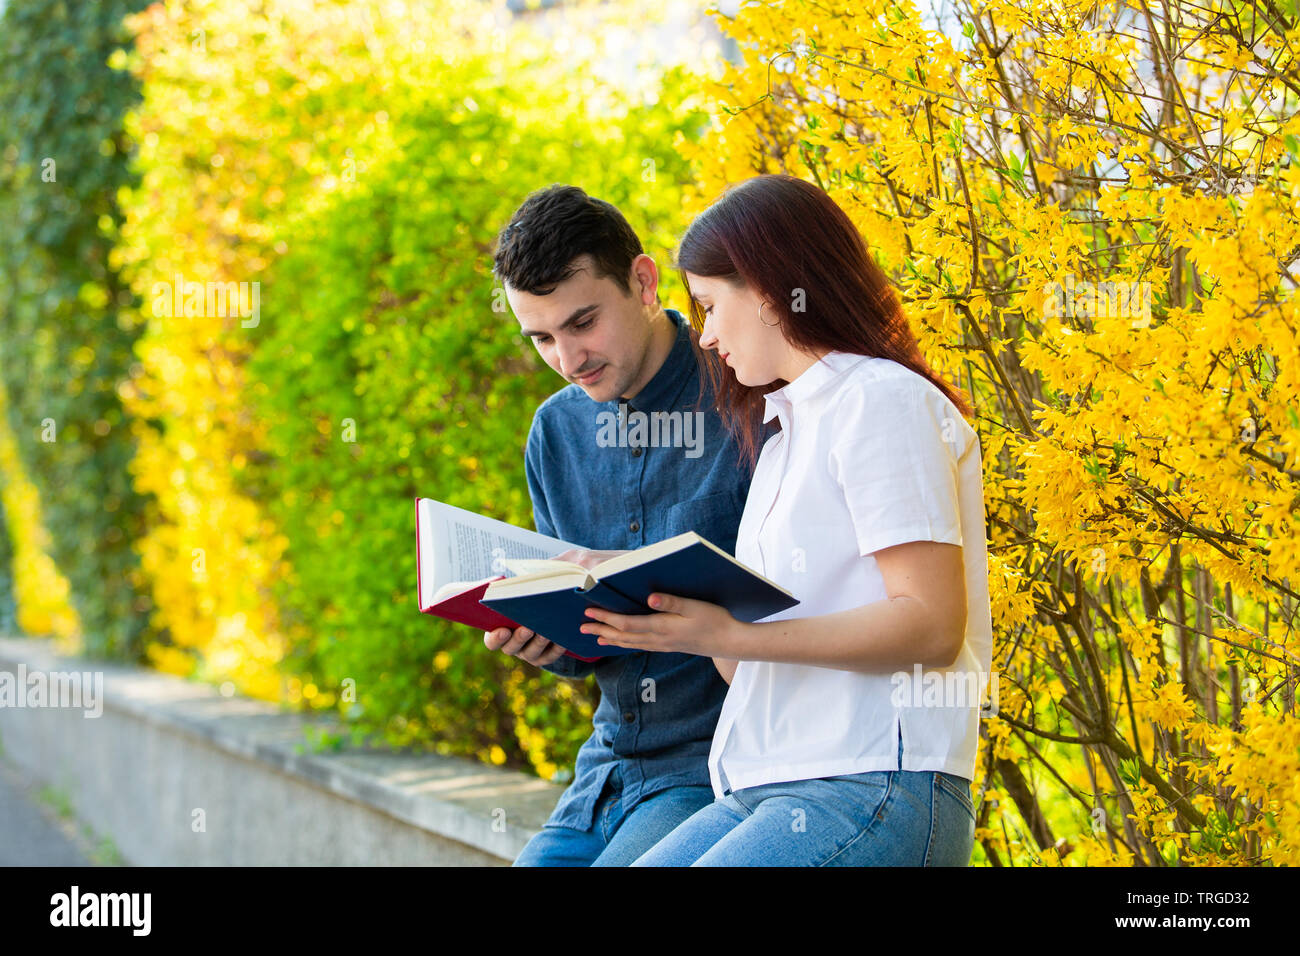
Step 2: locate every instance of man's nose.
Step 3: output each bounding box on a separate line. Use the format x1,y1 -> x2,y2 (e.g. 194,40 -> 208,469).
556,338 -> 586,377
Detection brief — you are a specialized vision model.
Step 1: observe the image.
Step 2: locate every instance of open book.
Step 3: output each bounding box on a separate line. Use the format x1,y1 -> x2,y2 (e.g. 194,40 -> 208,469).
416,496 -> 578,631
478,532 -> 800,657
416,498 -> 800,659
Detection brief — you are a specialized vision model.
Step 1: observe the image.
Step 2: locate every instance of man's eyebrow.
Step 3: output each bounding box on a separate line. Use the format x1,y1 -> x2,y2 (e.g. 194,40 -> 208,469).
519,303 -> 600,338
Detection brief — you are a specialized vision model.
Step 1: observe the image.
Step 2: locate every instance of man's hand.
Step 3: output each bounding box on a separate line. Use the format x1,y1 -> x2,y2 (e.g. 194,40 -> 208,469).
484,625 -> 567,667
552,548 -> 631,571
482,549 -> 631,666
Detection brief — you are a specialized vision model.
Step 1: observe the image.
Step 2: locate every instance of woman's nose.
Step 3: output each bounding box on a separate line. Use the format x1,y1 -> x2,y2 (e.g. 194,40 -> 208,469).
698,316 -> 717,349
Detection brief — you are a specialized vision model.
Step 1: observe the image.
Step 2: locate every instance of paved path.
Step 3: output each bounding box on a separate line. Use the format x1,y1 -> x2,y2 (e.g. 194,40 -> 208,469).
0,757 -> 92,866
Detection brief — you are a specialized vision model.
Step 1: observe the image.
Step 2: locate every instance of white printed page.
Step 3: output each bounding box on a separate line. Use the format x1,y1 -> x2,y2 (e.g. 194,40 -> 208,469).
417,498 -> 580,608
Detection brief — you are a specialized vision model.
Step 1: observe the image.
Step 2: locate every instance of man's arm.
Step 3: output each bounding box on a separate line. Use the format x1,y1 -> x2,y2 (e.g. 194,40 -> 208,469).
484,411 -> 598,678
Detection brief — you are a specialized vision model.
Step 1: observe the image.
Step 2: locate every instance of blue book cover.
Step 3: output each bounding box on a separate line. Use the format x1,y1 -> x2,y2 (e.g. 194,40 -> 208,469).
480,580 -> 645,658
479,533 -> 799,658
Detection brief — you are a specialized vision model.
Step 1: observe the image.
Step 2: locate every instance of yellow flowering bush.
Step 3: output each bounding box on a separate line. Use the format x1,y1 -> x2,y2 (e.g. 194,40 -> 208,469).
683,0 -> 1299,864
0,380 -> 80,649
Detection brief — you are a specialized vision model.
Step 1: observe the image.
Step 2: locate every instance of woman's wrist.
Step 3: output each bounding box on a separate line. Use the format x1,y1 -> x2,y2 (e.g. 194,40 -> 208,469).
720,617 -> 753,659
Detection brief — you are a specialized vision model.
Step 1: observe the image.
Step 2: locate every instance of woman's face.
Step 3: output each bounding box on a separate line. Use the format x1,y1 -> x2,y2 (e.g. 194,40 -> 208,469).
685,271 -> 791,386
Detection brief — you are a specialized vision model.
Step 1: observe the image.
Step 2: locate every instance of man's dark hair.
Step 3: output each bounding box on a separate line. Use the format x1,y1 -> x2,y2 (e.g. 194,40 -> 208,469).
493,184 -> 644,296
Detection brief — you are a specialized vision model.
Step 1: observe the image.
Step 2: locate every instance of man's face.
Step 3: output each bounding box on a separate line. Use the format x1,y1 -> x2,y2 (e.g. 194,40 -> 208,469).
508,254 -> 660,403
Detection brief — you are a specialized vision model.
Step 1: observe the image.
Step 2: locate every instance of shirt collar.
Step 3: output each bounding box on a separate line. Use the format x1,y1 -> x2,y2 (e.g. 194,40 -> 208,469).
762,351 -> 868,423
621,308 -> 694,413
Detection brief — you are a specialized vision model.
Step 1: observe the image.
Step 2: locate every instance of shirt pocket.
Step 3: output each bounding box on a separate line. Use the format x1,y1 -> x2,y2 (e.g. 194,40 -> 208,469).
666,492 -> 743,554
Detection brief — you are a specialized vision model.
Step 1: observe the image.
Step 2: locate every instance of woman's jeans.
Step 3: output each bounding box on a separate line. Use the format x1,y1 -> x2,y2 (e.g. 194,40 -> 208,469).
512,764 -> 715,867
632,740 -> 975,867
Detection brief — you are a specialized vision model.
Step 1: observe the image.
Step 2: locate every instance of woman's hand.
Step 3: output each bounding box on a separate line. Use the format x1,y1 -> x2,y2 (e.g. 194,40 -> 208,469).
580,592 -> 747,657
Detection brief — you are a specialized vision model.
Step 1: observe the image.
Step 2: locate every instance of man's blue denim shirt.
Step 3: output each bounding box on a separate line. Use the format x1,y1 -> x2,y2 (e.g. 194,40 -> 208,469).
524,307 -> 753,831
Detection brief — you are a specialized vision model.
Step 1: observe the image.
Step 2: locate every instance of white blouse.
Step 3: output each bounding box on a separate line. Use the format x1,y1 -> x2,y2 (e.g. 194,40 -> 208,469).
708,351 -> 993,796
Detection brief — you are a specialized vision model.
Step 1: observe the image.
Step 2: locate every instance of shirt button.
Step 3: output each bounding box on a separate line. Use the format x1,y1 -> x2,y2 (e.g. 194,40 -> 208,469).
629,520 -> 640,533
623,711 -> 635,722
631,446 -> 643,457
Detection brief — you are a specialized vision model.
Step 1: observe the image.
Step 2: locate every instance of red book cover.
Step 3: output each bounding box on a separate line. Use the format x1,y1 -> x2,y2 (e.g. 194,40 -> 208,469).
421,577 -> 515,631
416,497 -> 601,662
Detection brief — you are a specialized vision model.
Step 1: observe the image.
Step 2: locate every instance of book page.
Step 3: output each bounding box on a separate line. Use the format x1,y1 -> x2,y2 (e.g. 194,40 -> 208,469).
500,558 -> 588,577
418,498 -> 580,608
485,566 -> 594,598
431,576 -> 499,605
589,532 -> 699,578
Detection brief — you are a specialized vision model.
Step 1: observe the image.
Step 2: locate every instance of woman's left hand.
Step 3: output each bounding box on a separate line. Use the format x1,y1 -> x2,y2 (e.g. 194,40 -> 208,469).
581,593 -> 745,657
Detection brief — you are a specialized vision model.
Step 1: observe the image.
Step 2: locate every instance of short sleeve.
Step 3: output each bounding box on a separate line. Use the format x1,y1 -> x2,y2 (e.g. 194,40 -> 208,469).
827,378 -> 967,557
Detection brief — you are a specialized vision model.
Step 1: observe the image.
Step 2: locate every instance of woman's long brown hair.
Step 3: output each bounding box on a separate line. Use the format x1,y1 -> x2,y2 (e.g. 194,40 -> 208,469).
676,173 -> 972,467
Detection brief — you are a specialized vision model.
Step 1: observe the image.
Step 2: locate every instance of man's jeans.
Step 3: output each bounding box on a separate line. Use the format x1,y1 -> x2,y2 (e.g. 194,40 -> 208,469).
512,765 -> 714,867
631,740 -> 976,866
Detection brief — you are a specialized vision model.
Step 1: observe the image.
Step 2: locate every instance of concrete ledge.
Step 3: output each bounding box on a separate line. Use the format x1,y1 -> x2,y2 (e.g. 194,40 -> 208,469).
0,636 -> 565,865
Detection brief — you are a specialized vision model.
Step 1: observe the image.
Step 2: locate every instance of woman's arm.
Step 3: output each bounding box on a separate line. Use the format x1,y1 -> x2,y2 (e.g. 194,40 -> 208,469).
713,657 -> 738,684
741,539 -> 966,672
581,539 -> 967,674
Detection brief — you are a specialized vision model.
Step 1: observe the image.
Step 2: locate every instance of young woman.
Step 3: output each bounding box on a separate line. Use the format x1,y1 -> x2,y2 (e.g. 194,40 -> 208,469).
578,173 -> 993,866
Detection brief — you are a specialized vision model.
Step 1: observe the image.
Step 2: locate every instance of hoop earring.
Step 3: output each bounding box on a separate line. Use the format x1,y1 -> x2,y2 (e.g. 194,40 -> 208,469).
759,302 -> 780,327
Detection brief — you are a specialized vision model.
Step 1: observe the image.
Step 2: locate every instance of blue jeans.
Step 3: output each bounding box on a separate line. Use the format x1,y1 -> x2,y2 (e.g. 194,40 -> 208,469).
631,741 -> 975,867
512,765 -> 715,867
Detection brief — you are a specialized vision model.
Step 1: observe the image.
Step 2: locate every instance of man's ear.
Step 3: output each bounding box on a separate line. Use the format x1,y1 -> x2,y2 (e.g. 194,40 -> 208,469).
630,253 -> 659,305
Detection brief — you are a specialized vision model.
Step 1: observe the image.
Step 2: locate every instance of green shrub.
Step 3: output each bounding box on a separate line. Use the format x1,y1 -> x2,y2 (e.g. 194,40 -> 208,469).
246,63 -> 705,775
0,0 -> 154,659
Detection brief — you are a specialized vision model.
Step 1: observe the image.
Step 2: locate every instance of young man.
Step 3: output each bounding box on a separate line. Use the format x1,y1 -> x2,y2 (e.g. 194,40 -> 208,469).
487,184 -> 753,866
